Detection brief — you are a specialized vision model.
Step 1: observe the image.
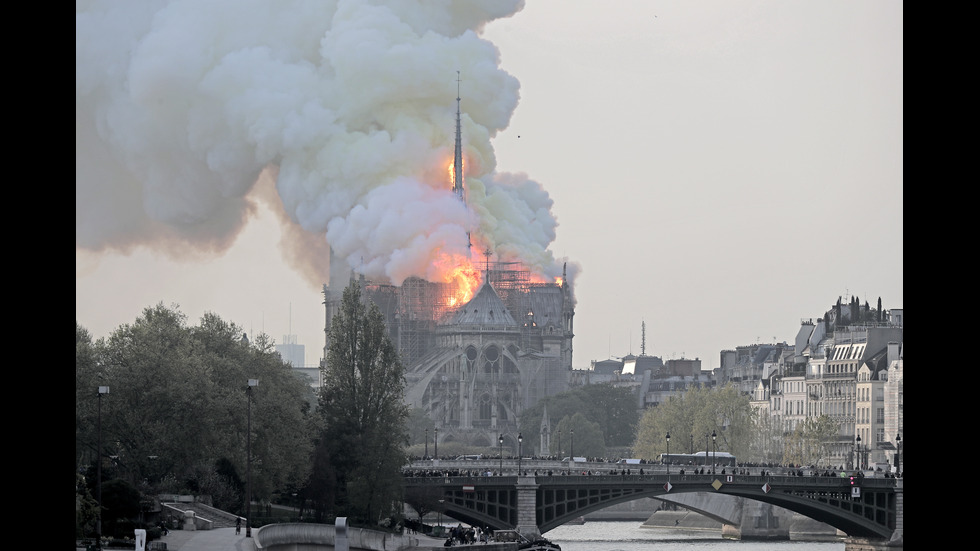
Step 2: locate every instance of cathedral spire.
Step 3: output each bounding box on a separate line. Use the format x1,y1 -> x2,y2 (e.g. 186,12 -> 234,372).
453,70 -> 464,201
454,70 -> 470,249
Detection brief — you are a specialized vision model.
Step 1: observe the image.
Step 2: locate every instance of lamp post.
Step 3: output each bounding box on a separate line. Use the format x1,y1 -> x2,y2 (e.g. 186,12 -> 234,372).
246,379 -> 258,538
96,386 -> 109,551
711,430 -> 717,475
557,430 -> 562,459
517,433 -> 523,475
895,434 -> 901,474
425,428 -> 429,459
665,432 -> 671,477
434,427 -> 438,460
856,435 -> 863,470
570,428 -> 574,459
498,434 -> 504,474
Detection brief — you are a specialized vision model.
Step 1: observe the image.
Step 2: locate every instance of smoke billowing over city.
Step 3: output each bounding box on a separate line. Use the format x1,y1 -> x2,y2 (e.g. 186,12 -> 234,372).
76,0 -> 574,295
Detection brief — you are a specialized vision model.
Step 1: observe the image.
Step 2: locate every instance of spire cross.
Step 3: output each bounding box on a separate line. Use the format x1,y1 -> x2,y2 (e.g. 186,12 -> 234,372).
483,247 -> 493,276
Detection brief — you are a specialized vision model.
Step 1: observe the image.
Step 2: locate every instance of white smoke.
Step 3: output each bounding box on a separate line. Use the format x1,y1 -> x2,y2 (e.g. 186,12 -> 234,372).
76,0 -> 574,289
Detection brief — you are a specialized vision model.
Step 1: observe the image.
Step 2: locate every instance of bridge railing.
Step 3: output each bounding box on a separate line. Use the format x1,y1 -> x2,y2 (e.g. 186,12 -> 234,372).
402,472 -> 898,490
406,459 -> 902,478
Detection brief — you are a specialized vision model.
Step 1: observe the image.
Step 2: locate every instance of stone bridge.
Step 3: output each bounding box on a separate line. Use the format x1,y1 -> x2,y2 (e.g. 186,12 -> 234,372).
402,471 -> 902,545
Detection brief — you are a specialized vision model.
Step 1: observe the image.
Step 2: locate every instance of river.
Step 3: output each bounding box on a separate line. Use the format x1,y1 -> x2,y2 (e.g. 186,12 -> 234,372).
542,521 -> 845,551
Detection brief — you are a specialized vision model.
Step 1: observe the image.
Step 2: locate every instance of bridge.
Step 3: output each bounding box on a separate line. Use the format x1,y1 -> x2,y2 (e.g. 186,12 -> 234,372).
402,460 -> 902,545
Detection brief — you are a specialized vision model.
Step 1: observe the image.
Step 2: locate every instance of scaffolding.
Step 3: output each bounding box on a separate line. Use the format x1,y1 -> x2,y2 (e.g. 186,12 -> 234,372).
361,261 -> 566,369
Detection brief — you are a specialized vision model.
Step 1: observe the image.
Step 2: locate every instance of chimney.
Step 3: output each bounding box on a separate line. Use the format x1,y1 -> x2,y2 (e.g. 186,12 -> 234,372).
887,341 -> 900,365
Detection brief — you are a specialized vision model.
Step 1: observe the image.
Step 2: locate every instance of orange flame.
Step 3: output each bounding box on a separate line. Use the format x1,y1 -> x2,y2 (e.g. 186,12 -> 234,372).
446,262 -> 481,307
430,251 -> 482,310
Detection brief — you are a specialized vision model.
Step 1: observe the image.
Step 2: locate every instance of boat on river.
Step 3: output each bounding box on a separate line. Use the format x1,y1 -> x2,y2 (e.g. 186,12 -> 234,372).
494,529 -> 562,551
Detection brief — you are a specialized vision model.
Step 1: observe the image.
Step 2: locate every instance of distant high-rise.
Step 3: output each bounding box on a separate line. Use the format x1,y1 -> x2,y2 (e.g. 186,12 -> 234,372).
276,334 -> 306,367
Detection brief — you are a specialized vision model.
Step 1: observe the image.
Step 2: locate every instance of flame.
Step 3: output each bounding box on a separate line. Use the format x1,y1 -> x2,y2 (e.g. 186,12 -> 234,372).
446,262 -> 481,307
430,251 -> 482,310
555,276 -> 564,287
448,158 -> 464,187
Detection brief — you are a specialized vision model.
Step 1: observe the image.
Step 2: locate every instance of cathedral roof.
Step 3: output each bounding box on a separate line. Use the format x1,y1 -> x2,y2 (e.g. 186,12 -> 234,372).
446,282 -> 518,327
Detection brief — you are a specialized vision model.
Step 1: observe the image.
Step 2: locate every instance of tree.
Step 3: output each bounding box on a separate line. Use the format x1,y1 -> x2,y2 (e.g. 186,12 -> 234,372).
632,384 -> 754,461
101,478 -> 142,537
783,415 -> 840,466
749,412 -> 786,464
519,383 -> 638,454
316,281 -> 409,524
555,413 -> 605,459
406,407 -> 436,451
403,484 -> 445,525
75,304 -> 313,516
76,472 -> 99,538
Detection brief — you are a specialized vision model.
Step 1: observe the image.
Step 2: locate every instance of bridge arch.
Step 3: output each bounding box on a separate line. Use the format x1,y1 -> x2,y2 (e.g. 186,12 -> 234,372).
402,471 -> 899,541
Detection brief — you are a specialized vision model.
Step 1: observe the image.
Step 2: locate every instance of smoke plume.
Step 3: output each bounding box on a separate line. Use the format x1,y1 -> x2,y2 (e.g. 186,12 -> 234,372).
76,0 -> 575,291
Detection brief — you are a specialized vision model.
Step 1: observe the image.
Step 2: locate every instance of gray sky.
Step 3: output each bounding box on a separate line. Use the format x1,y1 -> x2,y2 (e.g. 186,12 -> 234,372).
76,1 -> 903,369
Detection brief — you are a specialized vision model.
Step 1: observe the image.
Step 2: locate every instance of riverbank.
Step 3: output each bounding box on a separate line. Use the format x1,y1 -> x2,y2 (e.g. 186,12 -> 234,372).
642,510 -> 843,542
642,510 -> 721,532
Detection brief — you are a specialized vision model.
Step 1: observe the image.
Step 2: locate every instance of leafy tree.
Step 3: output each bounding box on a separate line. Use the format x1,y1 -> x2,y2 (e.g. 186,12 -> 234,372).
403,484 -> 445,524
555,413 -> 605,459
302,435 -> 339,522
76,472 -> 99,538
315,281 -> 409,524
783,415 -> 839,466
406,407 -> 436,450
75,304 -> 313,517
632,384 -> 753,462
519,383 -> 638,454
76,324 -> 102,470
101,478 -> 141,537
749,412 -> 786,464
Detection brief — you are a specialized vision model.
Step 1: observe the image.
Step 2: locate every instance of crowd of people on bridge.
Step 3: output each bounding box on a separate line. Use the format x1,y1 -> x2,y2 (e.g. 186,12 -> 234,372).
403,463 -> 901,479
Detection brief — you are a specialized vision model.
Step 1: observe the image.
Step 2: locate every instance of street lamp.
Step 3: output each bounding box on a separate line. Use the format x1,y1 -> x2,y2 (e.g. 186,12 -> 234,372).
665,432 -> 671,477
96,386 -> 109,551
557,430 -> 562,459
434,428 -> 438,460
856,435 -> 863,470
517,433 -> 523,475
498,434 -> 504,474
570,428 -> 574,459
711,430 -> 717,475
246,379 -> 258,538
425,428 -> 429,459
895,434 -> 901,474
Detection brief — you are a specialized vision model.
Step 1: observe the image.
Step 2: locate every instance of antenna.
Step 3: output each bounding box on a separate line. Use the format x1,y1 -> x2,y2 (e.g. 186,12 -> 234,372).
641,320 -> 646,356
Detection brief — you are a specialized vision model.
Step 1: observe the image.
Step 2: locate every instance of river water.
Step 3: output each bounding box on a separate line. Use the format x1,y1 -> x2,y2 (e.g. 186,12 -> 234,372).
542,521 -> 845,551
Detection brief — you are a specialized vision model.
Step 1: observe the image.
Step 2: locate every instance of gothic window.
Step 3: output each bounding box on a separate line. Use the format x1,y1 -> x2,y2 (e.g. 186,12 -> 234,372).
479,393 -> 492,420
465,346 -> 478,371
483,345 -> 500,374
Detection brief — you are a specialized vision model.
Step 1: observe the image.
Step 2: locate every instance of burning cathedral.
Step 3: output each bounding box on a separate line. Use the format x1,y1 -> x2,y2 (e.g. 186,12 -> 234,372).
321,86 -> 575,450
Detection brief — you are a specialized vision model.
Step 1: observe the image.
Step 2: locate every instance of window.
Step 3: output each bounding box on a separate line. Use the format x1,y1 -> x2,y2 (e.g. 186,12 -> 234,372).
479,393 -> 493,420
